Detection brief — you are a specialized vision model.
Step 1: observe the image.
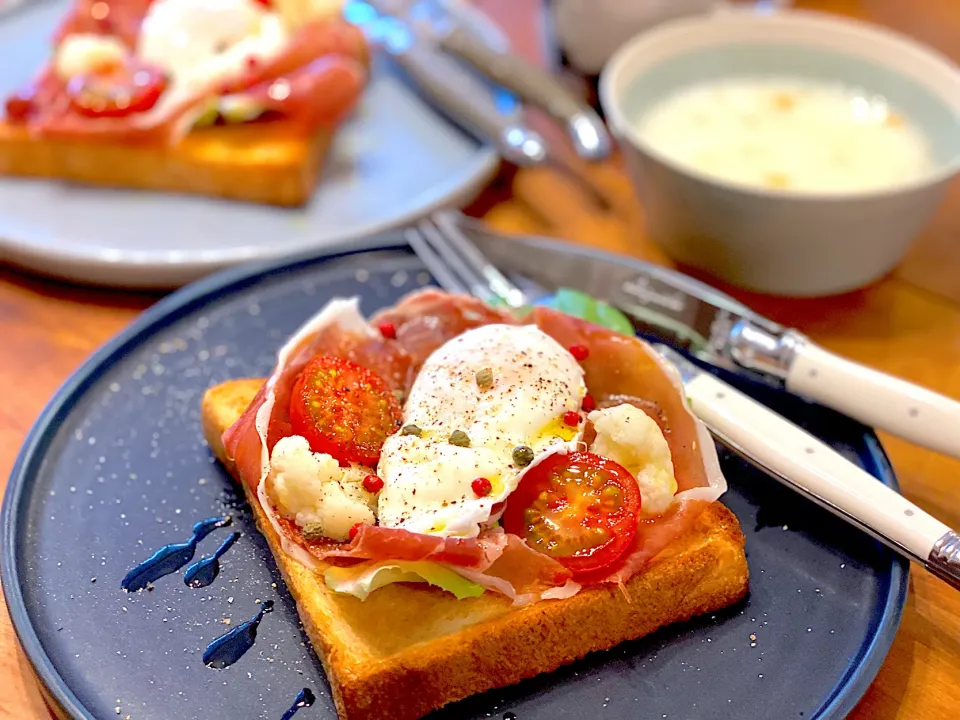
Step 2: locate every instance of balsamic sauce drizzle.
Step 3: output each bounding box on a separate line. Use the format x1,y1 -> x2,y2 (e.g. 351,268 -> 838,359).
203,600 -> 274,669
184,531 -> 241,588
121,516 -> 232,591
280,688 -> 316,719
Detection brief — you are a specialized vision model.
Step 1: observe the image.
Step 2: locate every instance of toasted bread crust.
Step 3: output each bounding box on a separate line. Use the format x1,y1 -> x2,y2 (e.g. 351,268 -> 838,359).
0,119 -> 335,206
202,379 -> 750,720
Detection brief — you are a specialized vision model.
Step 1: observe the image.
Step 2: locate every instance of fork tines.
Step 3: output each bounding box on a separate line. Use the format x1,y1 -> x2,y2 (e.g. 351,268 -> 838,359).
406,212 -> 527,308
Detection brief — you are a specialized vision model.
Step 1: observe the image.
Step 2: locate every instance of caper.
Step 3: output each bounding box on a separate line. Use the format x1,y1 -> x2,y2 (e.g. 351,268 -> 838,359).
475,367 -> 494,389
301,522 -> 326,542
512,445 -> 535,467
449,429 -> 471,447
401,424 -> 422,437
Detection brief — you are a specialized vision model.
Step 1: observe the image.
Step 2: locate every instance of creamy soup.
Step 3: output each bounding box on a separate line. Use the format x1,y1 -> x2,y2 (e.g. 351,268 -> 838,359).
634,77 -> 934,193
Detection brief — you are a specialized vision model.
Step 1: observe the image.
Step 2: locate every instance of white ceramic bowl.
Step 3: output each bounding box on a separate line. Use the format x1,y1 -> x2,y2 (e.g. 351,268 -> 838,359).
599,10 -> 960,296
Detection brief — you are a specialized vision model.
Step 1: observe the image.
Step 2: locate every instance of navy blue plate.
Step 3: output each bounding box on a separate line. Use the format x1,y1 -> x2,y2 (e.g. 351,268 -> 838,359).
3,231 -> 907,720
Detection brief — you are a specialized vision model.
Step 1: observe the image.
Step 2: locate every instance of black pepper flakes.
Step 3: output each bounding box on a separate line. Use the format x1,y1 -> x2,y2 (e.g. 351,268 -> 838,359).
401,424 -> 422,437
449,429 -> 471,447
475,367 -> 494,389
512,445 -> 535,467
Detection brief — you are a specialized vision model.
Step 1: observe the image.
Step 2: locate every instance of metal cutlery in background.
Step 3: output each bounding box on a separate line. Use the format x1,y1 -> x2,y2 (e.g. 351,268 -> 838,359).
364,0 -> 612,161
404,212 -> 960,591
348,2 -> 611,210
440,212 -> 960,460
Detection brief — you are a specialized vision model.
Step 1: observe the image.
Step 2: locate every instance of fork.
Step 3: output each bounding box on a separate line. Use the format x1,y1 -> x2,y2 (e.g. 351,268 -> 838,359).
404,210 -> 529,308
403,212 -> 960,590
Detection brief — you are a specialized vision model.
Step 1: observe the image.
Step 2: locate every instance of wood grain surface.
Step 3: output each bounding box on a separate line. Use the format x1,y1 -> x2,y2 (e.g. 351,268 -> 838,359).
1,0 -> 959,718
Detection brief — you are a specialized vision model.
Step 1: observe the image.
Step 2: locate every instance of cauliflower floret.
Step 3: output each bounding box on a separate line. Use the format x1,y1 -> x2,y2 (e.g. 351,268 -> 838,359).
266,435 -> 376,541
588,404 -> 678,516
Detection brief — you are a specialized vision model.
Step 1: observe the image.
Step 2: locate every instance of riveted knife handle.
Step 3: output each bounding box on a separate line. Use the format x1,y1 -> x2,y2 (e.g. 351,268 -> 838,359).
678,366 -> 958,589
786,339 -> 960,460
727,322 -> 960,459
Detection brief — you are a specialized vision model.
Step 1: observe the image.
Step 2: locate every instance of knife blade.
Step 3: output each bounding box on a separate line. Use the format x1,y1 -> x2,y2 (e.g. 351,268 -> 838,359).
654,345 -> 960,591
364,0 -> 612,161
345,1 -> 548,168
459,215 -> 960,460
347,2 -> 611,210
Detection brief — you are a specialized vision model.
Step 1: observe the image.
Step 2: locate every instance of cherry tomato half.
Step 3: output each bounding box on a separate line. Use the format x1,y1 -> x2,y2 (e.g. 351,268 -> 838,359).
289,355 -> 402,467
502,451 -> 641,577
4,89 -> 36,123
67,60 -> 168,119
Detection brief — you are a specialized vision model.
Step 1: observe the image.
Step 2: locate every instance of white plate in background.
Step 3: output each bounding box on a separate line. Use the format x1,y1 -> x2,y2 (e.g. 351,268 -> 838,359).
0,0 -> 512,289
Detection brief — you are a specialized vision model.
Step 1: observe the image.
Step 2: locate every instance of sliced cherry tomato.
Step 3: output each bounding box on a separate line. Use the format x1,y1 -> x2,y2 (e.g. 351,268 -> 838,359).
4,88 -> 36,123
502,451 -> 641,577
67,60 -> 167,118
289,355 -> 402,467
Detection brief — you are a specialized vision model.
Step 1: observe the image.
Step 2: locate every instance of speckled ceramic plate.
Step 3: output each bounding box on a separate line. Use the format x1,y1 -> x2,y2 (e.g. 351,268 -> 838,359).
0,0 -> 511,290
3,231 -> 907,720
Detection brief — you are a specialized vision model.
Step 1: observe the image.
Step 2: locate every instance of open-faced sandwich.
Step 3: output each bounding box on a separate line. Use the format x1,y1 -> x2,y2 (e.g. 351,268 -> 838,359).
201,288 -> 749,720
0,0 -> 368,206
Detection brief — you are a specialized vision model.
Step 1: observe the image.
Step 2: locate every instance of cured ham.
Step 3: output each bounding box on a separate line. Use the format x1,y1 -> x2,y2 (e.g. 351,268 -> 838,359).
220,19 -> 368,95
530,306 -> 719,492
4,0 -> 369,144
528,306 -> 726,586
223,298 -> 405,493
235,56 -> 366,135
274,515 -> 507,569
221,289 -> 727,602
369,289 -> 517,370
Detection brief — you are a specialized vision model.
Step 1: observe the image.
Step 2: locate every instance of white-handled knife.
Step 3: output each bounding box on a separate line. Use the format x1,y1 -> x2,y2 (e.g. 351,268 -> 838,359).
456,215 -> 960,460
655,345 -> 960,590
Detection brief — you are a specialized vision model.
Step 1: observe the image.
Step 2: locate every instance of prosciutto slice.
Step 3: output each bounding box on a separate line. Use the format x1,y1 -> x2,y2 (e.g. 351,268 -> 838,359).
369,289 -> 518,370
219,289 -> 727,600
528,306 -> 726,585
221,298 -> 527,582
6,3 -> 368,144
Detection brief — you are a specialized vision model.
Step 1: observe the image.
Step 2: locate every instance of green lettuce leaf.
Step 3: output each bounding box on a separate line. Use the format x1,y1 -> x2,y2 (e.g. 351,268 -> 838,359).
543,288 -> 634,335
191,96 -> 266,129
324,560 -> 485,601
485,288 -> 633,335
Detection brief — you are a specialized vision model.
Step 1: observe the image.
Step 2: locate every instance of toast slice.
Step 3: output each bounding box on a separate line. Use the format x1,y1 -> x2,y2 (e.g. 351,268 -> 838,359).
0,118 -> 335,207
201,378 -> 750,720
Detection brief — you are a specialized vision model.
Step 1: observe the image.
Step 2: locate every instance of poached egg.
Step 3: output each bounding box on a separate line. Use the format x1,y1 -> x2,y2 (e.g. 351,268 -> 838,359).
377,324 -> 587,538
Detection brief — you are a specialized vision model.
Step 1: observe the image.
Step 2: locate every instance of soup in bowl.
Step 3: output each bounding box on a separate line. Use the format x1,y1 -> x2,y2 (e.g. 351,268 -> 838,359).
600,10 -> 960,296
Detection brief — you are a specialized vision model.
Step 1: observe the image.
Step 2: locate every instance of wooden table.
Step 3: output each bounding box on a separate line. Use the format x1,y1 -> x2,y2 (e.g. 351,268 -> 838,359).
1,0 -> 959,717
